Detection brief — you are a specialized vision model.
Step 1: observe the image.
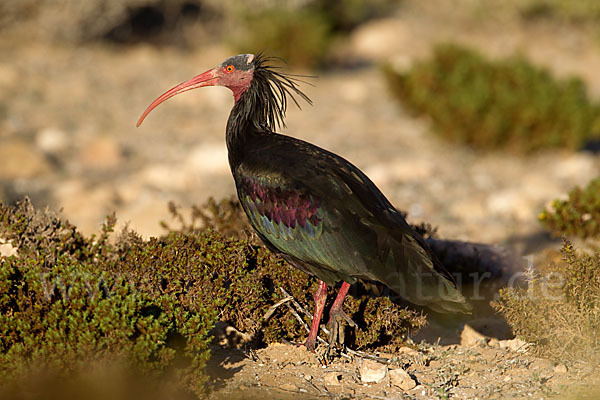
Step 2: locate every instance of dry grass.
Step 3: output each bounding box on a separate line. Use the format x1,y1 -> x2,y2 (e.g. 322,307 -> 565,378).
493,239 -> 600,363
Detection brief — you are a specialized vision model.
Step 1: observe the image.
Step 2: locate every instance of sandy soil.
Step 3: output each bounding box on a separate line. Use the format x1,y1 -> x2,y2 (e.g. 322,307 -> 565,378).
205,340 -> 596,400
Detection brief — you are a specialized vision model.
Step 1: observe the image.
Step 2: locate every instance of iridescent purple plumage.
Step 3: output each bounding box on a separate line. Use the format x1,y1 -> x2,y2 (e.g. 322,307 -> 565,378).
242,176 -> 322,230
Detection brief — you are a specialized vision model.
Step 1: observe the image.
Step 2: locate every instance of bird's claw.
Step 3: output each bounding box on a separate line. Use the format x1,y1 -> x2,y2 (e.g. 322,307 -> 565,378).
327,309 -> 356,350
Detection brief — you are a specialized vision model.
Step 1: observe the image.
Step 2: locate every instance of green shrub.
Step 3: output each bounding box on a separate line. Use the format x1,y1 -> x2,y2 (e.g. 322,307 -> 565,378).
228,0 -> 397,69
0,199 -> 216,395
230,7 -> 332,69
492,240 -> 600,362
539,177 -> 600,238
383,43 -> 600,152
0,196 -> 427,394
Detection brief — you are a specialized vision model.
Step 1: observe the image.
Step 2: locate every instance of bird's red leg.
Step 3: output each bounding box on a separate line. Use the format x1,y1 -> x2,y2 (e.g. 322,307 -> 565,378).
327,281 -> 356,348
304,280 -> 327,351
330,281 -> 351,314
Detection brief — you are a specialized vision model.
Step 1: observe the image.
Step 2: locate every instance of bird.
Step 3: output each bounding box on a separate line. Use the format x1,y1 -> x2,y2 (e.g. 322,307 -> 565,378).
137,53 -> 471,351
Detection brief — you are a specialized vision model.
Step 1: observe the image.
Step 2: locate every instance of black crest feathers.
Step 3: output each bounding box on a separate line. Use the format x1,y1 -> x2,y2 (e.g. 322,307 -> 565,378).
242,53 -> 312,132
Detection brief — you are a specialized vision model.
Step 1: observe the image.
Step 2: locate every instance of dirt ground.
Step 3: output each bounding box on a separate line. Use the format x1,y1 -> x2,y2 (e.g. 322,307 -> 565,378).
1,1 -> 600,398
206,340 -> 596,400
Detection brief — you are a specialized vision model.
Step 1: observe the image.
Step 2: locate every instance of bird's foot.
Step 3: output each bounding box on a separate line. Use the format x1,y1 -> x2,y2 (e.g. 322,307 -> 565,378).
327,308 -> 356,350
303,337 -> 317,352
284,339 -> 316,351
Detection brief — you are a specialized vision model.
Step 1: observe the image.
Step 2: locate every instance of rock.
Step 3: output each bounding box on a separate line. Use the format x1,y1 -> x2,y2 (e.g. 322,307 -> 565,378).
323,372 -> 341,386
460,324 -> 488,347
389,368 -> 417,391
280,383 -> 297,391
554,364 -> 568,374
490,337 -> 529,352
398,346 -> 420,357
0,239 -> 17,258
360,359 -> 387,383
36,127 -> 68,154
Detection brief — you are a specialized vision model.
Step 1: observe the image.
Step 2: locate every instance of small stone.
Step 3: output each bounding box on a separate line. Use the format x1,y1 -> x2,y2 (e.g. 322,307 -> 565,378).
460,324 -> 488,347
494,338 -> 529,352
280,383 -> 297,391
36,127 -> 68,154
0,239 -> 17,258
554,364 -> 568,374
323,372 -> 341,386
360,359 -> 387,383
398,346 -> 420,357
389,368 -> 417,391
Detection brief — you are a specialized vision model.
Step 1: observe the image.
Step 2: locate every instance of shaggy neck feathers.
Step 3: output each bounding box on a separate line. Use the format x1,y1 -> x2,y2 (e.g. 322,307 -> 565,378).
226,55 -> 311,163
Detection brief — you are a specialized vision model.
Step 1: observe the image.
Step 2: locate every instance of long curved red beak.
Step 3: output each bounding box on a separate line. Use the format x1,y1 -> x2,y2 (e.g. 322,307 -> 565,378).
136,68 -> 218,127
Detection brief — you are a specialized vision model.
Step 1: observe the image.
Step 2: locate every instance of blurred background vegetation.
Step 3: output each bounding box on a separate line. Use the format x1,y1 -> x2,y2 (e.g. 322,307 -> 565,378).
1,0 -> 600,151
383,44 -> 600,153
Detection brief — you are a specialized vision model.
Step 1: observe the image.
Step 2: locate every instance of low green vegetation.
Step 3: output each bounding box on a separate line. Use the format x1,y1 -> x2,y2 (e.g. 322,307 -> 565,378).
0,199 -> 216,396
493,239 -> 600,363
539,177 -> 600,238
383,43 -> 600,152
231,7 -> 332,69
0,197 -> 426,395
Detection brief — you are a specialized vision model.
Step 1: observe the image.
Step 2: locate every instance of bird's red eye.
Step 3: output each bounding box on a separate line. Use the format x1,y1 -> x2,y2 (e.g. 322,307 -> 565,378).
225,65 -> 235,73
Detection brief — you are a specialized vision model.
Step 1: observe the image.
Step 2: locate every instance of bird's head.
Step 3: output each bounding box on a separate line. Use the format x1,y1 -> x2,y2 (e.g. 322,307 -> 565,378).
136,53 -> 311,131
136,54 -> 256,127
